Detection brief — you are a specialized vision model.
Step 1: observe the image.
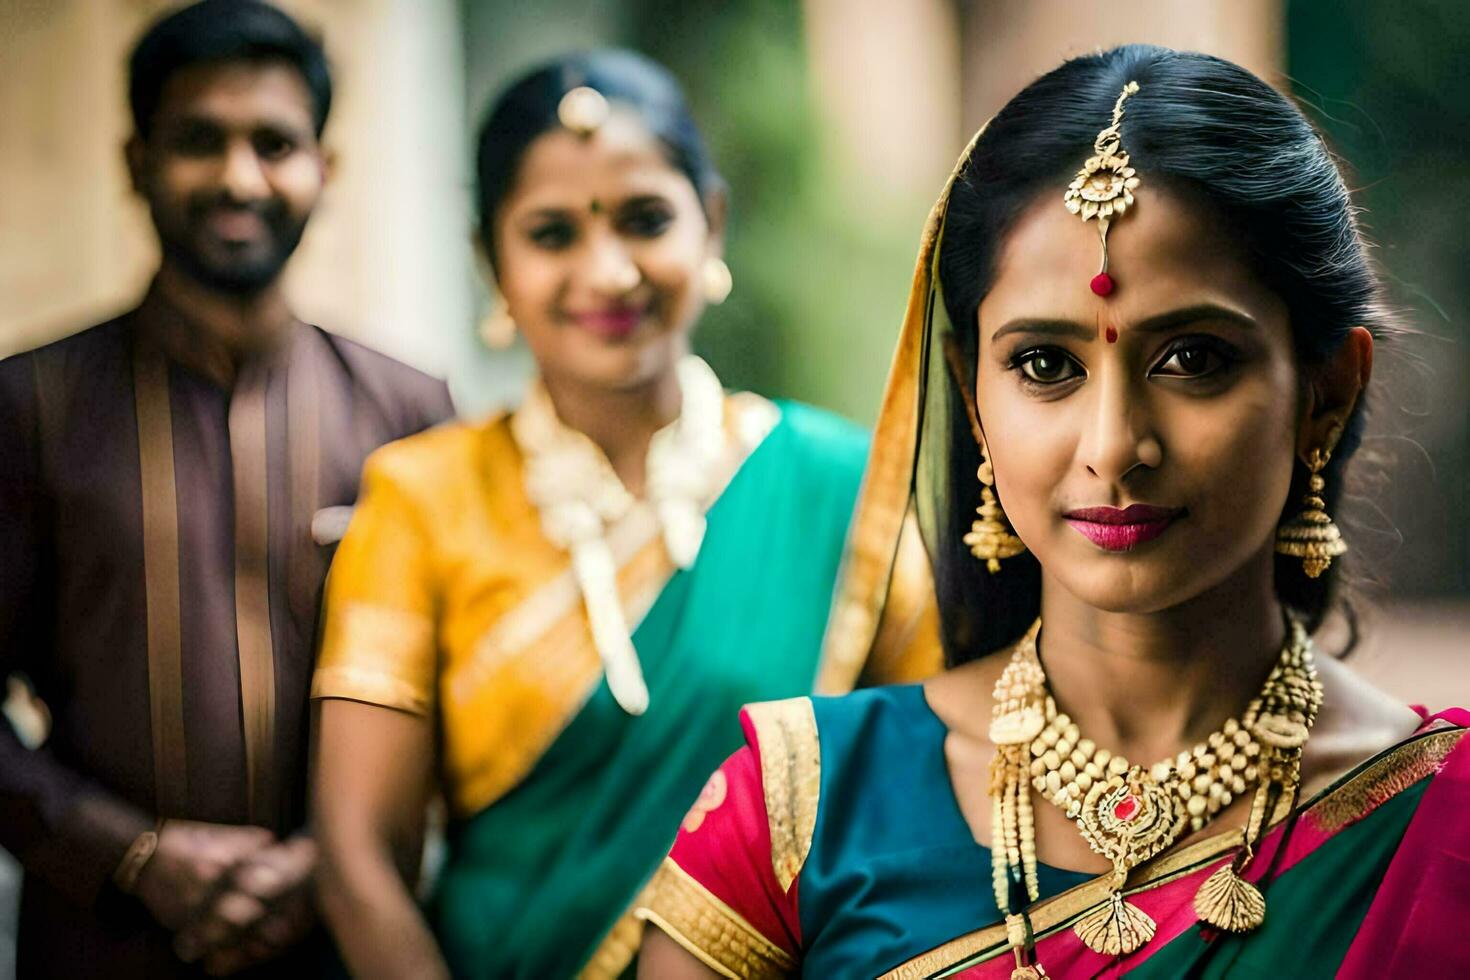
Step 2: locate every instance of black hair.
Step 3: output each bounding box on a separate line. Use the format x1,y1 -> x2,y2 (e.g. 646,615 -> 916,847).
129,0 -> 332,139
474,49 -> 723,264
927,44 -> 1396,664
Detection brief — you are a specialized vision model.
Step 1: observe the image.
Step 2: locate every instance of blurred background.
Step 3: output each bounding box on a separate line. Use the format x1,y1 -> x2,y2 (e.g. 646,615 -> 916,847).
1,0 -> 1466,974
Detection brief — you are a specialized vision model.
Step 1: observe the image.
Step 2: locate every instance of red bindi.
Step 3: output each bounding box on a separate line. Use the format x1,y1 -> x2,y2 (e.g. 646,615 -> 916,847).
1105,325 -> 1118,344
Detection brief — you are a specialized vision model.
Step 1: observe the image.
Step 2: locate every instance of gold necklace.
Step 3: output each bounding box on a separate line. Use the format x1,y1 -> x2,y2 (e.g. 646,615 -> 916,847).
988,619 -> 1322,963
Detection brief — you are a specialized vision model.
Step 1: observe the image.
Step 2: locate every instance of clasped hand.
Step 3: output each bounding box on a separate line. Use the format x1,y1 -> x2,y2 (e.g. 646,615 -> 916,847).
133,820 -> 318,976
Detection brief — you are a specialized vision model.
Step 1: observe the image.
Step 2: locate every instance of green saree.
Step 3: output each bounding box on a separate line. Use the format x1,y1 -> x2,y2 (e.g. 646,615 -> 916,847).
429,400 -> 878,978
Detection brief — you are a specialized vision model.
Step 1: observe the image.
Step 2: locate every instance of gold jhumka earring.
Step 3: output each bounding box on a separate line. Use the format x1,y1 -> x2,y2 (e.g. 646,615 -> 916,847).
1063,81 -> 1142,297
1275,425 -> 1348,577
943,335 -> 1026,574
702,257 -> 733,305
965,454 -> 1026,574
478,289 -> 516,349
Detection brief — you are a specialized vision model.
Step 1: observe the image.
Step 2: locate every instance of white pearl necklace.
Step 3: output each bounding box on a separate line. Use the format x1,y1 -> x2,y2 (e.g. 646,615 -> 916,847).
511,355 -> 727,715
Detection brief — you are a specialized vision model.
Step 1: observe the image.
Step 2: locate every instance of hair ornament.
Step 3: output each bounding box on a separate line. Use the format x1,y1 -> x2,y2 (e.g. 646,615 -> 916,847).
558,85 -> 610,137
1063,80 -> 1142,297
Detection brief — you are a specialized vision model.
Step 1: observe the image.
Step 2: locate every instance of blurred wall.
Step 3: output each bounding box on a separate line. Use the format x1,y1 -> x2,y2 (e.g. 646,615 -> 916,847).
0,0 -> 470,379
957,0 -> 1282,122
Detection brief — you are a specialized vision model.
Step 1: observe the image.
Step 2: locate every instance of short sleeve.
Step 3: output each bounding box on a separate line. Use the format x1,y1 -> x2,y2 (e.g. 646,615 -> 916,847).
636,703 -> 812,978
312,452 -> 438,715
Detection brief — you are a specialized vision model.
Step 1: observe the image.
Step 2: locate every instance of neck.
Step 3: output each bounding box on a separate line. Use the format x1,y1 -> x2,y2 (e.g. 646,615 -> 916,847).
144,262 -> 295,385
541,363 -> 685,497
1036,546 -> 1286,764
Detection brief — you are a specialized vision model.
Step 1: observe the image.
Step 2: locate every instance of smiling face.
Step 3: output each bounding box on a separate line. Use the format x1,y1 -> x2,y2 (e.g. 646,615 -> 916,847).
491,110 -> 720,394
130,59 -> 326,295
974,185 -> 1301,613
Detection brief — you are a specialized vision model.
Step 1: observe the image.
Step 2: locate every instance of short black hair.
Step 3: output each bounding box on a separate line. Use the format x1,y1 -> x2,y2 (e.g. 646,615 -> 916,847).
129,0 -> 332,139
474,49 -> 724,265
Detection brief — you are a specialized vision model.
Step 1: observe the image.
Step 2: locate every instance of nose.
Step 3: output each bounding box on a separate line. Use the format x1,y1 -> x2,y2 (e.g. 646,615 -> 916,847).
583,230 -> 641,295
1076,367 -> 1162,484
219,139 -> 270,203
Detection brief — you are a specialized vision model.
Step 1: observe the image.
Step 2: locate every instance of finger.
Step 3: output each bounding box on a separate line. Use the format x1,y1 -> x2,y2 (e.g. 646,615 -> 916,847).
232,859 -> 288,899
202,946 -> 251,977
204,934 -> 278,977
177,890 -> 267,960
256,913 -> 295,947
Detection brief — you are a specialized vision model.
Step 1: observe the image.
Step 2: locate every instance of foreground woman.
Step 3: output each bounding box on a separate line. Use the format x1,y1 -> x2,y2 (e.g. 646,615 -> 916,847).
309,51 -> 938,979
638,45 -> 1468,977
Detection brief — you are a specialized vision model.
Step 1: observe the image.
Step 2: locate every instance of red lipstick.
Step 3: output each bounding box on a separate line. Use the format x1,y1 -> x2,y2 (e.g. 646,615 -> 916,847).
1063,504 -> 1182,552
569,305 -> 646,340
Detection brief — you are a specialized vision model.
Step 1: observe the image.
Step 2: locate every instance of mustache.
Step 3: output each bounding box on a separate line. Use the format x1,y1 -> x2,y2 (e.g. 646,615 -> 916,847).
185,192 -> 288,225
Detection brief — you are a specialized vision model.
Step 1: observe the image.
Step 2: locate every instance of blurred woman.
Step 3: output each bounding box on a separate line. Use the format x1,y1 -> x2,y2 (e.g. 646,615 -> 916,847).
309,50 -> 938,979
638,45 -> 1469,978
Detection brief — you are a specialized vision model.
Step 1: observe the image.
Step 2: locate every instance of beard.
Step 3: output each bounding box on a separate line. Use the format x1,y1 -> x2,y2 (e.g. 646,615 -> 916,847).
153,192 -> 310,296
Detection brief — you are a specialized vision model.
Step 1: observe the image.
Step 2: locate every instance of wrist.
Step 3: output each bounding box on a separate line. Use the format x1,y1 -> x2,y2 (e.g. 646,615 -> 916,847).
112,819 -> 167,895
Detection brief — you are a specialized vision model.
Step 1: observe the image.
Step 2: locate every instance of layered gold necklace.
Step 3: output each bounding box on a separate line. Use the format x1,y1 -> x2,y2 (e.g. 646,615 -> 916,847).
988,619 -> 1322,968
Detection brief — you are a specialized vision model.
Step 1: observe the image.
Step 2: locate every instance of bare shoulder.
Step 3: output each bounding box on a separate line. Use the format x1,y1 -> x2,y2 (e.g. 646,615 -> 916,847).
923,652 -> 1011,743
1300,654 -> 1424,797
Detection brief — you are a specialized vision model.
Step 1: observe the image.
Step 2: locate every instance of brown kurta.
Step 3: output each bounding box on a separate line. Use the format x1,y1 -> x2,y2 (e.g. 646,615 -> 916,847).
0,298 -> 454,977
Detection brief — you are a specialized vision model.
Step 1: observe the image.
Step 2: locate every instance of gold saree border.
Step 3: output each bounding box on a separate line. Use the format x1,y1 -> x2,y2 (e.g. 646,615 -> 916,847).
879,725 -> 1468,979
634,858 -> 795,979
131,340 -> 189,816
1308,723 -> 1465,833
746,697 -> 820,892
313,602 -> 437,715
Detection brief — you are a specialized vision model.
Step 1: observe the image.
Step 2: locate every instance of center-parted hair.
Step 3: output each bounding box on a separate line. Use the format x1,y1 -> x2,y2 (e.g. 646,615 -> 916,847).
473,49 -> 724,266
926,44 -> 1396,664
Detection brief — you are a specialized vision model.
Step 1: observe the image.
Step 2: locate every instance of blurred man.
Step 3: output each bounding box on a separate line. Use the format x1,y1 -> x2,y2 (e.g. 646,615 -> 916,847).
0,2 -> 453,975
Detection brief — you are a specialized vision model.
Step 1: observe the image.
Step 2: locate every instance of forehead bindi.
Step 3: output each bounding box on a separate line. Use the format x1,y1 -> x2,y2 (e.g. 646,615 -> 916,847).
505,113 -> 692,213
152,60 -> 316,138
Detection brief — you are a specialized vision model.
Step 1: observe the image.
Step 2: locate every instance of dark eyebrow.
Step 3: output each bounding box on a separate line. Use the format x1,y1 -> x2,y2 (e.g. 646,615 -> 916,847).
520,207 -> 576,224
991,303 -> 1257,344
991,318 -> 1094,343
1133,303 -> 1258,334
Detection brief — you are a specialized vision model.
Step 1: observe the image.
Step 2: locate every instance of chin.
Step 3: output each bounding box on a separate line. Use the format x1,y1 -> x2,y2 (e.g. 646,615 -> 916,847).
1048,544 -> 1209,615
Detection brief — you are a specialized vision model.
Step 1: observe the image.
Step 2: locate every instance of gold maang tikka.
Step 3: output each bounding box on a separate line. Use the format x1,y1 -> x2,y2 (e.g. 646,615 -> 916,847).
1063,81 -> 1143,297
558,85 -> 610,137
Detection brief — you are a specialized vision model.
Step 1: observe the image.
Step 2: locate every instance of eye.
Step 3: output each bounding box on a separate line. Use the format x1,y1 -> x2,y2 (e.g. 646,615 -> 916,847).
527,219 -> 576,250
1012,347 -> 1083,385
252,130 -> 296,161
1151,339 -> 1233,378
170,123 -> 225,157
618,201 -> 675,238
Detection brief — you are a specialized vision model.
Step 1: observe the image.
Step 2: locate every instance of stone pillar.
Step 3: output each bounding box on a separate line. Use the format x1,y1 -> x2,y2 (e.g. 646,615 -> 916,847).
958,0 -> 1284,124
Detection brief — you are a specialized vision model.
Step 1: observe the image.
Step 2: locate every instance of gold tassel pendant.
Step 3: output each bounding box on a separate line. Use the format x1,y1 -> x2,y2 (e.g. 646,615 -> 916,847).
1193,863 -> 1266,932
1074,891 -> 1157,956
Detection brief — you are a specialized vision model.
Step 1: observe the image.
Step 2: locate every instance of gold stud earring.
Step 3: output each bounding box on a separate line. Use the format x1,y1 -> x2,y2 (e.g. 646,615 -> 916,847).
478,288 -> 516,349
1275,426 -> 1347,578
702,257 -> 732,305
964,452 -> 1026,574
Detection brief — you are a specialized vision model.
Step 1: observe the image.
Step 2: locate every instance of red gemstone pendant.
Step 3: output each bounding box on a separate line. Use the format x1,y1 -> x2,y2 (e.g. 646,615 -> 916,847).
1090,273 -> 1115,296
1113,794 -> 1140,822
